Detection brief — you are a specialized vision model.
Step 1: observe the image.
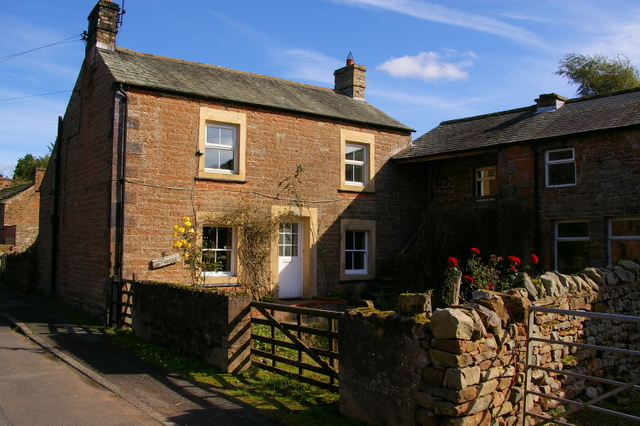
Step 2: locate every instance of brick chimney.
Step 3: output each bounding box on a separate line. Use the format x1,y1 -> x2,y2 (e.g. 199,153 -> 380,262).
85,0 -> 120,52
535,93 -> 567,113
334,53 -> 366,100
33,167 -> 45,190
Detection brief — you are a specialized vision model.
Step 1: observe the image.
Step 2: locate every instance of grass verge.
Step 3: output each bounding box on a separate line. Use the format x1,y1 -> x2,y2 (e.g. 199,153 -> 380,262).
110,329 -> 363,426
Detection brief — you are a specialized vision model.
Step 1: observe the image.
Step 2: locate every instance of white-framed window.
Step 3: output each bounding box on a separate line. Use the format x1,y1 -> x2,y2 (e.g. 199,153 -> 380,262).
475,166 -> 496,197
198,108 -> 246,182
555,221 -> 589,273
546,148 -> 576,187
202,226 -> 234,276
340,219 -> 375,280
345,143 -> 367,186
345,230 -> 368,274
205,123 -> 237,173
340,130 -> 375,192
609,218 -> 640,265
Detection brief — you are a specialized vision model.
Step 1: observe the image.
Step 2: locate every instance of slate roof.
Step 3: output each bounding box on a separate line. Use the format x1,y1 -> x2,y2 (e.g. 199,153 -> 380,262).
394,88 -> 640,161
99,48 -> 413,133
0,184 -> 31,203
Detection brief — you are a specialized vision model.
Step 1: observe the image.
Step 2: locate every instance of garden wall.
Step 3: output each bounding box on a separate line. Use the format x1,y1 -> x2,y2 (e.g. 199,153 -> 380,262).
338,261 -> 640,426
131,281 -> 252,374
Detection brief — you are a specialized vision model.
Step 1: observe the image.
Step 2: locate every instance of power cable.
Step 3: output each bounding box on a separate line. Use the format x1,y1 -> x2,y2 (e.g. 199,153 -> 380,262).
0,34 -> 83,63
0,90 -> 72,102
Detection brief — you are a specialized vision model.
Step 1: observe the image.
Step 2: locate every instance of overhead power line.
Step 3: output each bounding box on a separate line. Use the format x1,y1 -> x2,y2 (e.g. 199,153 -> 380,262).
0,34 -> 83,63
0,90 -> 72,102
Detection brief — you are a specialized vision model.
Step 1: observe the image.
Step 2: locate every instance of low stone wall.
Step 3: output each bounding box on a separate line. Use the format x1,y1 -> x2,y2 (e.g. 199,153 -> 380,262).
339,261 -> 640,426
131,281 -> 252,374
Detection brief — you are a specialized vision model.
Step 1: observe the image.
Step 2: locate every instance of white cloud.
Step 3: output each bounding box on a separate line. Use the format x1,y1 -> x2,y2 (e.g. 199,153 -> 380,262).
377,51 -> 474,81
328,0 -> 543,48
269,48 -> 343,84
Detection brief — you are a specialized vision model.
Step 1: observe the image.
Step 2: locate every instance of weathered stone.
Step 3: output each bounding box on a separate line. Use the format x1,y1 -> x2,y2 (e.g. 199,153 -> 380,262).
509,386 -> 524,404
397,293 -> 432,314
440,410 -> 492,426
429,394 -> 493,417
430,348 -> 474,368
601,268 -> 618,285
432,339 -> 477,355
617,259 -> 640,276
513,272 -> 539,300
477,378 -> 499,396
444,366 -> 481,389
470,303 -> 502,334
492,400 -> 513,417
580,267 -> 603,284
471,293 -> 510,327
579,274 -> 599,291
612,266 -> 635,283
429,308 -> 475,340
500,290 -> 531,323
419,382 -> 479,403
417,391 -> 436,408
540,272 -> 564,297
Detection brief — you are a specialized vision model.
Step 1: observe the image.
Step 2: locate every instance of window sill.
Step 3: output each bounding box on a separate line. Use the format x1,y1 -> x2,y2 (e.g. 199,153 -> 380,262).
474,196 -> 497,202
340,273 -> 375,281
196,176 -> 247,184
338,188 -> 376,195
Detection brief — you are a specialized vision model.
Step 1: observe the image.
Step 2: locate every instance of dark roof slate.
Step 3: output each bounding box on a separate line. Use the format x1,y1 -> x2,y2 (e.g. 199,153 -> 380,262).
0,184 -> 31,203
394,88 -> 640,161
100,48 -> 413,132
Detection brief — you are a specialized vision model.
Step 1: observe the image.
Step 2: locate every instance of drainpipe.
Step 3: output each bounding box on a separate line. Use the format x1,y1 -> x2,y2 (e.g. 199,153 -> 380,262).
532,145 -> 542,263
50,116 -> 63,295
111,84 -> 128,325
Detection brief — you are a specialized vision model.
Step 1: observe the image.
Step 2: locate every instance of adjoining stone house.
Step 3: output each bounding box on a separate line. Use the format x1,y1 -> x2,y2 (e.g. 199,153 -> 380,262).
394,91 -> 640,274
0,168 -> 45,252
38,0 -> 415,315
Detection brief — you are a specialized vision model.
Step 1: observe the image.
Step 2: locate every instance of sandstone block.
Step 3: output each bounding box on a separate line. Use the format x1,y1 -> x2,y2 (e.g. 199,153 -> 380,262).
430,308 -> 476,340
444,366 -> 481,389
430,348 -> 474,368
419,382 -> 479,403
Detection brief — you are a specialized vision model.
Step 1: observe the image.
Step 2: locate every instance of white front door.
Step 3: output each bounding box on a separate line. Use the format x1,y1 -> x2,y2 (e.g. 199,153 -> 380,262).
278,221 -> 302,298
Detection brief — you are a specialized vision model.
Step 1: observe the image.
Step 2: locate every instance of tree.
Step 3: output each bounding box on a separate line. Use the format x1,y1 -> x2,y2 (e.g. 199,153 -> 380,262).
555,53 -> 640,97
11,153 -> 49,186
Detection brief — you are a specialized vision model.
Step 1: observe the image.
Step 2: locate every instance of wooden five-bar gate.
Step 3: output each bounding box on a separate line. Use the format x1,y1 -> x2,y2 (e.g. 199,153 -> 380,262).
250,301 -> 341,392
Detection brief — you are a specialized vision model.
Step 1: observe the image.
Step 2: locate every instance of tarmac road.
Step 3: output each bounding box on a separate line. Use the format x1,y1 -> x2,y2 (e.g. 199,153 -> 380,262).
0,317 -> 159,425
0,286 -> 282,426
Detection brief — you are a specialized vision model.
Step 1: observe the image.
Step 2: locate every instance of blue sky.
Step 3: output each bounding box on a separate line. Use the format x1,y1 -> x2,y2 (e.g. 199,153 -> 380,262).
2,0 -> 640,177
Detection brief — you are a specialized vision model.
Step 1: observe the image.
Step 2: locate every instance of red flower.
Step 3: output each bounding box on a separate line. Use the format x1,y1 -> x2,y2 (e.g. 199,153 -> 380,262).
507,255 -> 521,266
470,247 -> 480,255
487,283 -> 494,290
463,275 -> 475,284
510,266 -> 518,273
446,257 -> 459,268
530,254 -> 539,264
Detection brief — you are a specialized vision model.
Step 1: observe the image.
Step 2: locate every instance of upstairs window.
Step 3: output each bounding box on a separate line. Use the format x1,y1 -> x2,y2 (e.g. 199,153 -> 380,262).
202,226 -> 234,276
609,218 -> 640,265
475,166 -> 496,197
205,123 -> 237,173
555,221 -> 589,273
345,143 -> 367,186
546,148 -> 576,187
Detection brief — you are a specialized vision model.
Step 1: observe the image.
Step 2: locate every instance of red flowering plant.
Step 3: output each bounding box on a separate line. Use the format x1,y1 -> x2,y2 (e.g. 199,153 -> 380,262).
449,248 -> 540,293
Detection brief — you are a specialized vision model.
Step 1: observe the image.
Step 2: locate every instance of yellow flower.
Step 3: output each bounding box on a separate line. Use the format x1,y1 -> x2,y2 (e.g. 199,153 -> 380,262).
173,224 -> 180,231
178,227 -> 185,233
182,216 -> 191,223
172,232 -> 178,238
184,253 -> 190,258
184,220 -> 192,227
173,240 -> 182,249
181,239 -> 188,245
188,228 -> 195,233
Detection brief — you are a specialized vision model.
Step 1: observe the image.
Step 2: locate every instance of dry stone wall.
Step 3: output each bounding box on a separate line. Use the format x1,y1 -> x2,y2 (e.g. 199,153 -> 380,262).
339,260 -> 640,426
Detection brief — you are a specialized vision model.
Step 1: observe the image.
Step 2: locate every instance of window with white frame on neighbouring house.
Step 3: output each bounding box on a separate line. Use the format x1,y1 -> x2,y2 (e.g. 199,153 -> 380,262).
609,218 -> 640,265
198,108 -> 246,182
345,143 -> 367,186
555,221 -> 589,273
202,226 -> 234,276
475,166 -> 496,197
340,219 -> 375,280
205,123 -> 237,173
546,148 -> 576,187
340,130 -> 375,192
